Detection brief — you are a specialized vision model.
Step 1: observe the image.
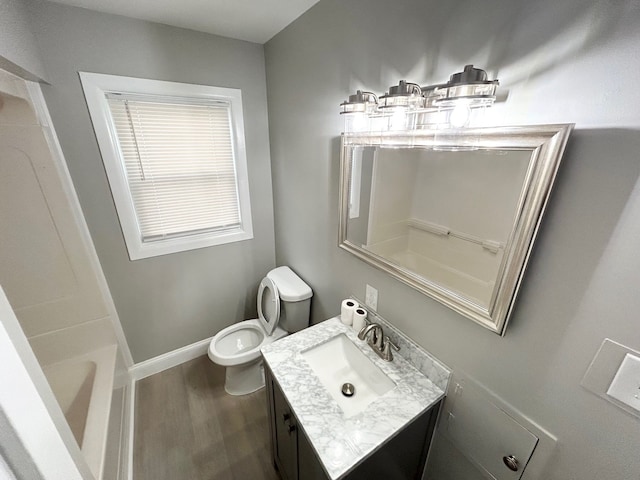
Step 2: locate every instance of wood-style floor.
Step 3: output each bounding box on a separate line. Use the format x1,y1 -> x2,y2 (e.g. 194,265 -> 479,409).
134,356 -> 279,480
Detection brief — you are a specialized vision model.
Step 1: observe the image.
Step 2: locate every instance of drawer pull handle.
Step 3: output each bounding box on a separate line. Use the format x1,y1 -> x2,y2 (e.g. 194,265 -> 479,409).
503,455 -> 519,472
287,424 -> 296,434
282,413 -> 290,422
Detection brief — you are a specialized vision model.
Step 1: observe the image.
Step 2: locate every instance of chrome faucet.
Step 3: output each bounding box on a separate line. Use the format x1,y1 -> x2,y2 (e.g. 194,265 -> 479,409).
358,322 -> 383,348
358,322 -> 399,361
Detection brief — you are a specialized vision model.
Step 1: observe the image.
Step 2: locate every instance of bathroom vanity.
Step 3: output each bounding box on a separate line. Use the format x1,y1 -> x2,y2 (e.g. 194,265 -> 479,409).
262,316 -> 450,480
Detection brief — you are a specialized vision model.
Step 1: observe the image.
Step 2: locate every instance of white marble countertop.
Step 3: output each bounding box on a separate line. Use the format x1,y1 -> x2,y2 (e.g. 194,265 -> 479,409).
261,317 -> 446,480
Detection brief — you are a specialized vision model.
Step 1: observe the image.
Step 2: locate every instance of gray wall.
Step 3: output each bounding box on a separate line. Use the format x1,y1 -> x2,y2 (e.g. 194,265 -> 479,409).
28,1 -> 276,362
0,0 -> 46,81
265,0 -> 640,479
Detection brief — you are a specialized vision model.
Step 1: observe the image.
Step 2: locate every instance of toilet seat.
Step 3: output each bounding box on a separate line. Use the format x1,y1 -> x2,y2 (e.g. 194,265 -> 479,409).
207,266 -> 311,395
208,319 -> 287,367
257,276 -> 280,335
209,275 -> 285,368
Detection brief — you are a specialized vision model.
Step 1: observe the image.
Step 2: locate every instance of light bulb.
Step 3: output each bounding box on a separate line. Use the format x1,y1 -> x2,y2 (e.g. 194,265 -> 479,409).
389,108 -> 407,130
449,102 -> 471,128
352,112 -> 367,132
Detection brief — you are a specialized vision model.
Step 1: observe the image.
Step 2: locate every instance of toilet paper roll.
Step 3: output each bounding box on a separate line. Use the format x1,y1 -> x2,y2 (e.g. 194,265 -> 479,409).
340,299 -> 358,326
352,307 -> 367,333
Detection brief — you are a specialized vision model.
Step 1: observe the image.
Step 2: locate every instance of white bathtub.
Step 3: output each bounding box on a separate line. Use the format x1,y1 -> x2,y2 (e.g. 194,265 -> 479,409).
43,345 -> 117,480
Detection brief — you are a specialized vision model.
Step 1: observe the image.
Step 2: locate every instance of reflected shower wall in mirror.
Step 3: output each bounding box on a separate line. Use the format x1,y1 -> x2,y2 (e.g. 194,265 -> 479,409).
339,125 -> 573,334
346,147 -> 531,307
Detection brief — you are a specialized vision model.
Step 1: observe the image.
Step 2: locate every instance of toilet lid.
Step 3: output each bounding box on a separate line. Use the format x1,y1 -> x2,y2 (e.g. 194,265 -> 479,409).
257,277 -> 280,336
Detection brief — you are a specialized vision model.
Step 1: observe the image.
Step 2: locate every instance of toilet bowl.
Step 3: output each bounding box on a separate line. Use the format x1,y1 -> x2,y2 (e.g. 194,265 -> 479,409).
208,319 -> 287,395
208,266 -> 312,395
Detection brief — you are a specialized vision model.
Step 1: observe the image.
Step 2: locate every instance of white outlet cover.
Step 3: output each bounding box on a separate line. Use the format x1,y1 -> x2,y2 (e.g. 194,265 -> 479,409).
365,284 -> 378,311
606,353 -> 640,413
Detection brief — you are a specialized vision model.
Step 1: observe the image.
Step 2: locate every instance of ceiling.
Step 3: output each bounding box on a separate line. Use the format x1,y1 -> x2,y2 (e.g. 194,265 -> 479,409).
44,0 -> 322,44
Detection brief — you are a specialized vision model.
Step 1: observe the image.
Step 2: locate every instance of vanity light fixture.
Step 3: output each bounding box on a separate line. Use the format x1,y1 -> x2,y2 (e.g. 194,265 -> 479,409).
339,90 -> 378,115
378,80 -> 423,110
423,65 -> 498,109
339,65 -> 498,133
379,80 -> 423,130
424,65 -> 499,129
339,90 -> 379,133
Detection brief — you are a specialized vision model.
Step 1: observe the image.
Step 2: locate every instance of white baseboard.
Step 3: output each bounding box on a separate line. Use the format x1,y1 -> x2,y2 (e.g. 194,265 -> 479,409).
118,379 -> 135,480
119,337 -> 213,479
129,337 -> 213,381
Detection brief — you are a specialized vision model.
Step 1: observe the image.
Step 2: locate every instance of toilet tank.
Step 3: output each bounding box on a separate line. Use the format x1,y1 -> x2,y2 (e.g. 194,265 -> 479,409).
267,266 -> 313,333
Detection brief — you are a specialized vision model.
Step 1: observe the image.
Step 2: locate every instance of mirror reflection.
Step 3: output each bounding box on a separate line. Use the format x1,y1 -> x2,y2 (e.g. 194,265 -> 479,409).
339,125 -> 573,334
345,147 -> 531,308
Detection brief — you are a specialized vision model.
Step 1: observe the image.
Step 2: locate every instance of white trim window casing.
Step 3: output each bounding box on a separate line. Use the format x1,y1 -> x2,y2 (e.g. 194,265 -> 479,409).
80,72 -> 253,260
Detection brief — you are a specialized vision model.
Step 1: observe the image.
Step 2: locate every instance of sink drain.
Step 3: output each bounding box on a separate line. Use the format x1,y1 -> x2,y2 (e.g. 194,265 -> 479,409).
341,383 -> 355,397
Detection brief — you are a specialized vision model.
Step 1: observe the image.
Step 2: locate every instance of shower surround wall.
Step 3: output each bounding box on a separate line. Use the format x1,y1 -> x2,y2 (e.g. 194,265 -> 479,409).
264,0 -> 640,479
27,0 -> 277,362
0,68 -> 124,479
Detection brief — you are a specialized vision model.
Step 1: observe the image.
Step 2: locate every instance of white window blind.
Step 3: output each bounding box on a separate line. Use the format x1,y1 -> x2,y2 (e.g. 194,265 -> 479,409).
106,95 -> 241,242
81,73 -> 252,260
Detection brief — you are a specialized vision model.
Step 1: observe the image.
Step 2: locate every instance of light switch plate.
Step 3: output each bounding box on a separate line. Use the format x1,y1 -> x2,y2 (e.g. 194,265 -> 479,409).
365,284 -> 378,311
606,353 -> 640,413
581,338 -> 640,419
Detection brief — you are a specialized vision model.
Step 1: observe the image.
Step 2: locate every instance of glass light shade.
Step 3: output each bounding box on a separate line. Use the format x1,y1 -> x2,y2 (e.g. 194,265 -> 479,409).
434,83 -> 497,104
415,108 -> 449,130
438,102 -> 491,130
340,90 -> 378,116
340,102 -> 367,115
422,89 -> 445,108
448,102 -> 472,128
388,107 -> 409,131
343,112 -> 370,133
367,113 -> 390,134
379,80 -> 423,111
379,94 -> 425,109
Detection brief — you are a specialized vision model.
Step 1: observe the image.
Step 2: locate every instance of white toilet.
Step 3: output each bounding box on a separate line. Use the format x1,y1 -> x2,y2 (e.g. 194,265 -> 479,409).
208,266 -> 312,395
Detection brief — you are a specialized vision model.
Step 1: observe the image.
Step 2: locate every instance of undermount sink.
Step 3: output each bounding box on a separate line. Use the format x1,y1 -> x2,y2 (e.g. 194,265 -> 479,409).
301,333 -> 395,418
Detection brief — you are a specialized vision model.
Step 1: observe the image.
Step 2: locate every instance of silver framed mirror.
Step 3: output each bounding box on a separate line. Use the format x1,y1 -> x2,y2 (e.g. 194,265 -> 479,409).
338,124 -> 573,334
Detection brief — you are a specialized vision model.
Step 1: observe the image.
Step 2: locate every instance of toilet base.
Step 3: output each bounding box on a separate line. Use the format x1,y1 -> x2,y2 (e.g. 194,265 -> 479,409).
224,358 -> 265,396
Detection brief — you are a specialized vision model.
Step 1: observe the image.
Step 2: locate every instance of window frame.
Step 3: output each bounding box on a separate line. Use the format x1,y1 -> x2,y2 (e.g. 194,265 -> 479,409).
80,72 -> 253,260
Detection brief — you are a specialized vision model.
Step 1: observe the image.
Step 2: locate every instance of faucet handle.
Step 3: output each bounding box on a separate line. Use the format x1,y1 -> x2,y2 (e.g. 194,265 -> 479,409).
381,336 -> 399,361
385,336 -> 399,351
371,325 -> 384,349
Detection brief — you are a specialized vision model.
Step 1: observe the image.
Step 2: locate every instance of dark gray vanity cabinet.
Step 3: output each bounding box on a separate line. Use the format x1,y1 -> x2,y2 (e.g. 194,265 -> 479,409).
266,364 -> 322,480
270,367 -> 298,480
265,365 -> 441,480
